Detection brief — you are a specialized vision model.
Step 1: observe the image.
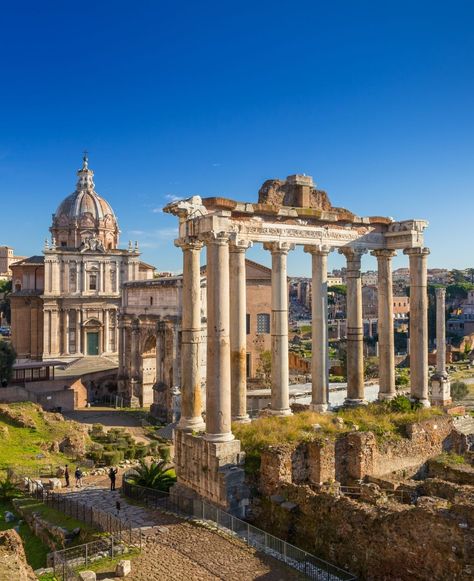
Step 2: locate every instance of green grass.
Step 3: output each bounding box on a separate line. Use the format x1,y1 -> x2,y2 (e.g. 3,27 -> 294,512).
434,452 -> 467,466
233,404 -> 444,470
13,498 -> 99,541
0,402 -> 88,471
0,499 -> 50,570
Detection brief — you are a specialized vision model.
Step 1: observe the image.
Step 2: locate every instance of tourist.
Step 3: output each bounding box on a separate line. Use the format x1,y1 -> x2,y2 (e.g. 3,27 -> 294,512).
108,466 -> 118,491
64,465 -> 70,488
75,466 -> 83,488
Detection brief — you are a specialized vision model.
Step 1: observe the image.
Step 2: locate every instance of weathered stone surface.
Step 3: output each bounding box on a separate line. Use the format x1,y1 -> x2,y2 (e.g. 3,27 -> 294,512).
427,457 -> 474,486
48,478 -> 62,490
115,559 -> 131,577
0,529 -> 36,581
78,571 -> 96,581
257,176 -> 334,211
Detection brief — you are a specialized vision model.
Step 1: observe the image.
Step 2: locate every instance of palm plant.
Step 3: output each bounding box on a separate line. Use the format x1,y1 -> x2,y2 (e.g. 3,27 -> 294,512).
128,460 -> 176,492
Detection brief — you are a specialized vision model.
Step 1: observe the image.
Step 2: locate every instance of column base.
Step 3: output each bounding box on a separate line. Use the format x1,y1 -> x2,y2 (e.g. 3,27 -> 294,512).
267,408 -> 293,417
203,431 -> 235,443
344,398 -> 368,407
309,403 -> 329,413
430,375 -> 451,406
411,397 -> 431,408
378,392 -> 396,402
178,416 -> 206,432
231,414 -> 251,424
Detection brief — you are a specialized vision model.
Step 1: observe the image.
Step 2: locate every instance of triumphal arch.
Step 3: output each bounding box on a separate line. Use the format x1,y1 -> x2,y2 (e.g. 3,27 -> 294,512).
164,174 -> 429,515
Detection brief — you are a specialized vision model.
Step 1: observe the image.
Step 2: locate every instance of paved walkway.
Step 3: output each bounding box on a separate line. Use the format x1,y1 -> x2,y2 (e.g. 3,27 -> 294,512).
58,477 -> 300,580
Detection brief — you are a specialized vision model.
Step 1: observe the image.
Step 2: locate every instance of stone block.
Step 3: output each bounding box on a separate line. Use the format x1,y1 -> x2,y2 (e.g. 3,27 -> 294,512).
270,494 -> 285,504
116,559 -> 131,577
78,572 -> 96,581
48,478 -> 62,490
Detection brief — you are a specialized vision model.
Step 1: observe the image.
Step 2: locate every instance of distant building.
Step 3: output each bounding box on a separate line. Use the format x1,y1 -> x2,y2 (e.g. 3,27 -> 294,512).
10,156 -> 154,361
361,271 -> 378,286
0,246 -> 26,280
448,290 -> 474,336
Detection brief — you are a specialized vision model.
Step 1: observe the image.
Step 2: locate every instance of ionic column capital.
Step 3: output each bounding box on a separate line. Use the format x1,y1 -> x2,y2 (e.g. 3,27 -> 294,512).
263,241 -> 295,255
201,231 -> 230,246
229,238 -> 253,253
371,249 -> 397,259
403,247 -> 430,257
175,238 -> 204,252
339,247 -> 367,270
303,244 -> 332,256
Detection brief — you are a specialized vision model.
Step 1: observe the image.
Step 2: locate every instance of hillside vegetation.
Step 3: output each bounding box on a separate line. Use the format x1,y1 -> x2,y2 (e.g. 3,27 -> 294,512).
0,402 -> 90,471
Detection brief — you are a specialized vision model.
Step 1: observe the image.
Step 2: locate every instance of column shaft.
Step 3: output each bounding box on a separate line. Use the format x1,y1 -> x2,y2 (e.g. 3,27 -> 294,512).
264,242 -> 294,415
405,247 -> 430,405
230,242 -> 251,422
305,246 -> 330,411
104,309 -> 109,353
373,250 -> 396,400
436,288 -> 446,374
340,248 -> 366,404
177,240 -> 205,431
205,234 -> 234,441
64,310 -> 70,355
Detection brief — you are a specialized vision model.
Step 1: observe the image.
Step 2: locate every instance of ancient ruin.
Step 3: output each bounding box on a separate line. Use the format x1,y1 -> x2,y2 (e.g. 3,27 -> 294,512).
164,173 -> 432,513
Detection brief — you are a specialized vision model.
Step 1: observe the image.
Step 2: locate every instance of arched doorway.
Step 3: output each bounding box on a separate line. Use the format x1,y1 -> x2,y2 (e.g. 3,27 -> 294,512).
141,334 -> 156,406
83,318 -> 102,356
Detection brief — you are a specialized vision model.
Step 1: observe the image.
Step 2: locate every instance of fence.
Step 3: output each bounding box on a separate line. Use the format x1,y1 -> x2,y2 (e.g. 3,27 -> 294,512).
25,485 -> 142,547
52,536 -> 134,581
122,474 -> 357,581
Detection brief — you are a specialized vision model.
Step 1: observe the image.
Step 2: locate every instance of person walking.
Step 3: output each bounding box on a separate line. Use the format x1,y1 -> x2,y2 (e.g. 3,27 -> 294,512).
75,466 -> 83,488
64,465 -> 70,488
108,467 -> 118,491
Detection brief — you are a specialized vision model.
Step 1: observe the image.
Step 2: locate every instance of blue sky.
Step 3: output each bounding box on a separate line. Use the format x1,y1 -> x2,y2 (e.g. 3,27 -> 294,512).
1,1 -> 473,275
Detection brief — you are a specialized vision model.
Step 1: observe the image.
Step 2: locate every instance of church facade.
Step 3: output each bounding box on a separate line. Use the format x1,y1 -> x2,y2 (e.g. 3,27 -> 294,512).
10,156 -> 153,361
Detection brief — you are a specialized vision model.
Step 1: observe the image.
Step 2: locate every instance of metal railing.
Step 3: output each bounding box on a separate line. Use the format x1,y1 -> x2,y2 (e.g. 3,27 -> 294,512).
52,535 -> 135,581
25,485 -> 141,547
122,474 -> 357,581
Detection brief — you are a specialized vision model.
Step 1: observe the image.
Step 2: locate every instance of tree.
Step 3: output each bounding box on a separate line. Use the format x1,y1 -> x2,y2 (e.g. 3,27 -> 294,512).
127,460 -> 176,492
451,381 -> 468,401
0,280 -> 12,325
256,349 -> 272,387
0,341 -> 16,386
467,268 -> 474,284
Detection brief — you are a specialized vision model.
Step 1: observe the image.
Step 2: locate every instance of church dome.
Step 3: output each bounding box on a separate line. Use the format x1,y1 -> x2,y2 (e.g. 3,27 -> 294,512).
50,155 -> 120,250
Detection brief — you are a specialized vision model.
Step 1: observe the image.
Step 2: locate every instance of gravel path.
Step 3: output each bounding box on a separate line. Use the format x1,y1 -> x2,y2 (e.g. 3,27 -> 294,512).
59,476 -> 300,580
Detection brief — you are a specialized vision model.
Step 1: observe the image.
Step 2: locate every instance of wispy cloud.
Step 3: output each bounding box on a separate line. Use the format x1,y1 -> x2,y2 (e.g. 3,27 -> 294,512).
151,193 -> 183,214
126,227 -> 179,249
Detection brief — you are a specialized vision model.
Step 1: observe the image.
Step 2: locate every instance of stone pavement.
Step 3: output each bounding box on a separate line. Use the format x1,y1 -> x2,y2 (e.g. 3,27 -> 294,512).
58,477 -> 300,580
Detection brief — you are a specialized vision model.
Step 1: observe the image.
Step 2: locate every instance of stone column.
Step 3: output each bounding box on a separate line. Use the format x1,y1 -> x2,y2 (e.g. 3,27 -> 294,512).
431,287 -> 451,405
50,309 -> 60,356
372,249 -> 396,400
304,245 -> 330,412
63,310 -> 70,355
81,261 -> 87,292
104,309 -> 109,354
229,240 -> 252,423
204,232 -> 234,442
339,248 -> 366,405
176,239 -> 205,431
75,309 -> 82,354
264,241 -> 294,416
404,247 -> 430,406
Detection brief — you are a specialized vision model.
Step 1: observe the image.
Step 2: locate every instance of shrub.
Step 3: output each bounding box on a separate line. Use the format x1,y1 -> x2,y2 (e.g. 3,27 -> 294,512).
159,446 -> 171,463
91,424 -> 104,435
134,445 -> 148,459
124,446 -> 136,460
389,395 -> 412,413
395,370 -> 410,386
451,381 -> 469,401
102,451 -> 123,466
0,477 -> 18,500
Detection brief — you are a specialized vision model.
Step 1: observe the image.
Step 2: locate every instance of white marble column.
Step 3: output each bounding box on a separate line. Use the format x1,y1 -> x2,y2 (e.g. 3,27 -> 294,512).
339,248 -> 366,405
81,262 -> 87,292
264,241 -> 294,416
304,245 -> 330,412
75,309 -> 82,354
204,232 -> 234,442
177,239 -> 205,432
230,240 -> 252,423
372,249 -> 396,400
63,310 -> 70,355
404,247 -> 430,406
104,309 -> 109,354
436,288 -> 447,375
50,309 -> 60,356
